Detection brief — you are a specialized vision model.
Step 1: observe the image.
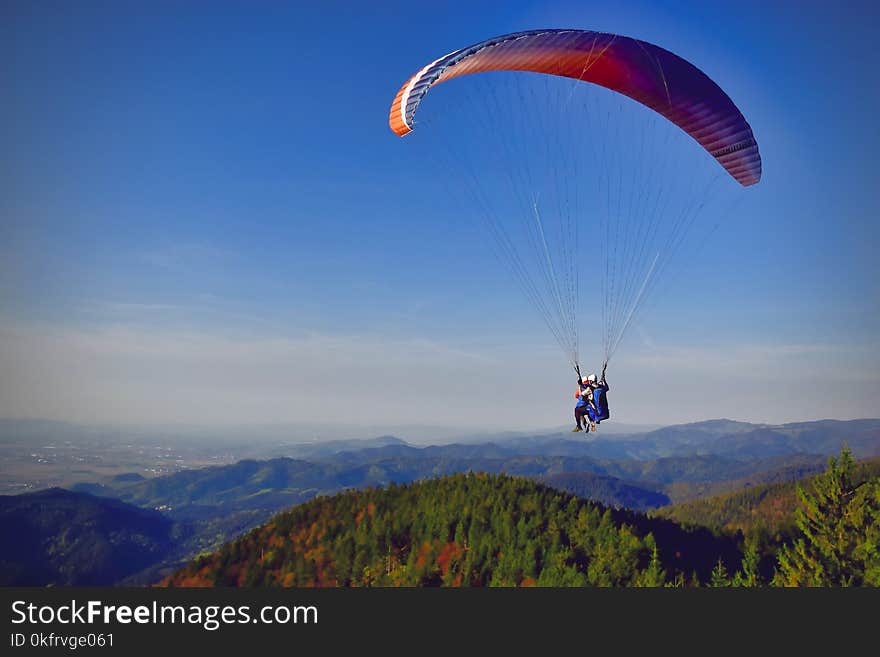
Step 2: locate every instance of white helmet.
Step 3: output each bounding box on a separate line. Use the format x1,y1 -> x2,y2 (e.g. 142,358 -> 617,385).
581,376 -> 590,384
587,373 -> 598,384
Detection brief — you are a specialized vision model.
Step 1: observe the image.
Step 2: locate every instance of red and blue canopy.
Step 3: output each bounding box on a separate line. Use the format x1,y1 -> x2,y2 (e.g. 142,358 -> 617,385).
389,29 -> 761,186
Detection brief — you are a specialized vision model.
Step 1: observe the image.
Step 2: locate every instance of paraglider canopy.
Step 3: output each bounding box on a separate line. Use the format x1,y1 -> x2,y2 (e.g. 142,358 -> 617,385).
388,29 -> 761,372
390,29 -> 761,186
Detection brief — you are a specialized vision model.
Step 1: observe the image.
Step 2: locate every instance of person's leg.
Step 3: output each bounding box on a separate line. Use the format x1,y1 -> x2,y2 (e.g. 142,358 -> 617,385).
573,406 -> 585,431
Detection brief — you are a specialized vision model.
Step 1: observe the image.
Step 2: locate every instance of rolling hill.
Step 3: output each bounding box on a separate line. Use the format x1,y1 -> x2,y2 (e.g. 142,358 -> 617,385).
163,473 -> 739,587
540,472 -> 670,508
655,457 -> 880,536
78,449 -> 833,524
0,488 -> 178,586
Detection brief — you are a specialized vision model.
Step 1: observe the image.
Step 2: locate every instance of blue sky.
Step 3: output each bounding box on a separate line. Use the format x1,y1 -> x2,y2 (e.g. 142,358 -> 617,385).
2,0 -> 878,430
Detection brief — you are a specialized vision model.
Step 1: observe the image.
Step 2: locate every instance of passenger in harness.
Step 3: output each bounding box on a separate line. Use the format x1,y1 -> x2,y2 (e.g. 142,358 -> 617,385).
591,363 -> 610,427
572,375 -> 593,433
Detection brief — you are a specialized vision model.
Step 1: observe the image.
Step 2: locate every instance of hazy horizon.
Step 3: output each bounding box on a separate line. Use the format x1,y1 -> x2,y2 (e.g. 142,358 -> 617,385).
2,414 -> 877,448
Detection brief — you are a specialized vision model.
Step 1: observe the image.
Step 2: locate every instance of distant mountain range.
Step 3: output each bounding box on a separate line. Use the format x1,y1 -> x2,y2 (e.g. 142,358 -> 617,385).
5,417 -> 877,456
1,417 -> 878,586
71,448 -> 835,521
520,418 -> 880,461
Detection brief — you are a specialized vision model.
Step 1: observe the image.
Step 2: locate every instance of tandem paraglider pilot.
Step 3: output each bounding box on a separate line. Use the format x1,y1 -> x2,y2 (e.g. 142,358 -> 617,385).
572,364 -> 610,434
573,376 -> 592,433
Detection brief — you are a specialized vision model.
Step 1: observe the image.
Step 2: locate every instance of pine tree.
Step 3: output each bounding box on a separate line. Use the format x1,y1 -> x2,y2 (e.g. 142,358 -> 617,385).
851,477 -> 880,586
633,543 -> 666,587
664,571 -> 687,588
710,558 -> 731,587
733,538 -> 762,587
774,447 -> 877,586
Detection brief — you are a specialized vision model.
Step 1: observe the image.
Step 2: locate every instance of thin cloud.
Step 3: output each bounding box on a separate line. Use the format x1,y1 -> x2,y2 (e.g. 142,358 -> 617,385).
622,341 -> 880,383
139,243 -> 237,272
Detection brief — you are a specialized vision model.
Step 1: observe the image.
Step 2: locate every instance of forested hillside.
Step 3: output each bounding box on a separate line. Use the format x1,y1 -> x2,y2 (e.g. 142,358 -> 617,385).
0,488 -> 178,585
164,473 -> 739,587
657,457 -> 880,536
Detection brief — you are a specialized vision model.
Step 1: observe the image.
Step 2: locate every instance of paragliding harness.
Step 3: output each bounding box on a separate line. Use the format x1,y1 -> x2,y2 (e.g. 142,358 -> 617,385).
592,386 -> 610,423
575,362 -> 610,424
592,362 -> 610,423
